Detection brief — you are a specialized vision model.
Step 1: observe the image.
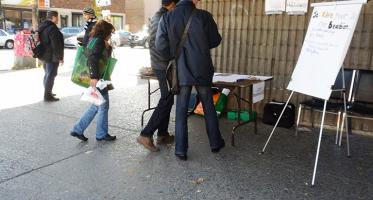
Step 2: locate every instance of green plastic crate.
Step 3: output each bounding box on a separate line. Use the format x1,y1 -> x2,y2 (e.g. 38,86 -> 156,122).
227,110 -> 257,122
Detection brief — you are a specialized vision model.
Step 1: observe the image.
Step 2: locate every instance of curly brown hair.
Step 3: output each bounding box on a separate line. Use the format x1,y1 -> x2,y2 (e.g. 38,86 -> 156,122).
90,20 -> 115,39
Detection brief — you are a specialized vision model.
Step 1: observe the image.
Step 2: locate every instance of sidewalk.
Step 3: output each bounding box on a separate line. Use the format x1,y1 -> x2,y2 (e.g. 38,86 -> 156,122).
0,49 -> 14,71
1,70 -> 373,199
1,46 -> 373,199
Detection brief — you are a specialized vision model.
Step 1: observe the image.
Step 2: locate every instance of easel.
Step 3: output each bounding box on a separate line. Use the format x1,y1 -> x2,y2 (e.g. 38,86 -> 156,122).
259,0 -> 367,185
260,67 -> 351,186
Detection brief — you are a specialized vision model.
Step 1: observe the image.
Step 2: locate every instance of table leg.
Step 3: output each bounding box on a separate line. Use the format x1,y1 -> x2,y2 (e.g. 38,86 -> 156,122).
141,79 -> 158,127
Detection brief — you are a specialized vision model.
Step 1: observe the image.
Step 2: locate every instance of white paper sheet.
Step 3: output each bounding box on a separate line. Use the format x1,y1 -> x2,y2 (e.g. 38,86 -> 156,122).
253,81 -> 265,103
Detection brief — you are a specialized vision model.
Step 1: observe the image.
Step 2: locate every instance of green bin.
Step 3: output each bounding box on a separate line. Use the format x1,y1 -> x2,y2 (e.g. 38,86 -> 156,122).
227,110 -> 257,122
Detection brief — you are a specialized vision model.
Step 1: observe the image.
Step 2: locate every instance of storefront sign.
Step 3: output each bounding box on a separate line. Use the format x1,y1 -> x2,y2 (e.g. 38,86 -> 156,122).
286,0 -> 308,15
3,0 -> 50,8
3,0 -> 32,6
39,0 -> 50,8
96,0 -> 112,7
265,0 -> 286,15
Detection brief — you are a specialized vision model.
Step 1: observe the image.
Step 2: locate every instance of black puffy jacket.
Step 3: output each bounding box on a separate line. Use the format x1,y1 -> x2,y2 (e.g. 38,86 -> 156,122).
149,7 -> 170,70
37,20 -> 64,63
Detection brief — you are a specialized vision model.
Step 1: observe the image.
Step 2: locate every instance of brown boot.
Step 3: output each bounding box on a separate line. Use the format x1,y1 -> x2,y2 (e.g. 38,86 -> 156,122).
157,134 -> 175,145
137,136 -> 160,152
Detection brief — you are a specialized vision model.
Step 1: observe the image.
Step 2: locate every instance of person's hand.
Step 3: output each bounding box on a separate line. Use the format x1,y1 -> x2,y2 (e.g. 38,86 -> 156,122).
90,79 -> 98,90
59,60 -> 64,66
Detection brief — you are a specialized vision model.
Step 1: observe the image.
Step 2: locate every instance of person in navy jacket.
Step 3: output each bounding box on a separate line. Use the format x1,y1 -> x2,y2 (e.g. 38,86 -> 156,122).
156,0 -> 225,160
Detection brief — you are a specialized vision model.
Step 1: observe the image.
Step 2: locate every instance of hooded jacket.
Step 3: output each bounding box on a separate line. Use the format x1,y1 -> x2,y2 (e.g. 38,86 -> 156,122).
37,20 -> 64,62
37,20 -> 64,63
155,0 -> 222,86
149,7 -> 169,70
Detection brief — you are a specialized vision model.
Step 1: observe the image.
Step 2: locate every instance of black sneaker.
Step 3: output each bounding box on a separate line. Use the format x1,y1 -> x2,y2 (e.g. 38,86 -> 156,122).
211,140 -> 225,153
96,134 -> 116,141
175,154 -> 187,161
70,132 -> 88,141
44,96 -> 60,102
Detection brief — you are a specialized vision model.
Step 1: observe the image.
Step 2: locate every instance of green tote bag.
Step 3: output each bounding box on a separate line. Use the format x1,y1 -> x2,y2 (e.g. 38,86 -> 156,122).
71,38 -> 117,88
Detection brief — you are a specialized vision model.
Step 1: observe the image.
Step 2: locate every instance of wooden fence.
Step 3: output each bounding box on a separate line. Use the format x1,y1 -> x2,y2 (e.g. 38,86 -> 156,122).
199,0 -> 373,133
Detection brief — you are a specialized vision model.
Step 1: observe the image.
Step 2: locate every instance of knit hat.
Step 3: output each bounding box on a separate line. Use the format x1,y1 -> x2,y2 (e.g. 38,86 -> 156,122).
83,7 -> 95,16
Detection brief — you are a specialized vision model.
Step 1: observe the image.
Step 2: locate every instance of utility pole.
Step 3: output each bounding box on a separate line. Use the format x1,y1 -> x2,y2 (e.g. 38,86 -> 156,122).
32,0 -> 39,31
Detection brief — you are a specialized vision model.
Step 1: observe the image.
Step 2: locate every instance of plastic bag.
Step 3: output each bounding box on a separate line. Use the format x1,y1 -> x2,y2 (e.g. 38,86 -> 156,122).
80,87 -> 105,106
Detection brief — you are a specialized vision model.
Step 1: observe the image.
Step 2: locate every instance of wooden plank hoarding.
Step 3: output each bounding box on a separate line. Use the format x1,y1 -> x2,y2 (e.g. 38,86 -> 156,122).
199,0 -> 373,133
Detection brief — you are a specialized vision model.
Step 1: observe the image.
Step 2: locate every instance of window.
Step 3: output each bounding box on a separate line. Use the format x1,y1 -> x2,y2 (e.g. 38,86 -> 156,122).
72,13 -> 83,27
111,16 -> 123,30
0,30 -> 6,36
60,15 -> 68,28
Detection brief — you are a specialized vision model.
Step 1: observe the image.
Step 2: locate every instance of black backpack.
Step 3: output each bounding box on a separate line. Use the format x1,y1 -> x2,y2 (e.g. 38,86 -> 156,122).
28,31 -> 45,59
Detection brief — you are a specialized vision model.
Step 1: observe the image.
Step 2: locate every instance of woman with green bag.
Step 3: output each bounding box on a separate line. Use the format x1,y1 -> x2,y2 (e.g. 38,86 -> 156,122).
70,20 -> 116,141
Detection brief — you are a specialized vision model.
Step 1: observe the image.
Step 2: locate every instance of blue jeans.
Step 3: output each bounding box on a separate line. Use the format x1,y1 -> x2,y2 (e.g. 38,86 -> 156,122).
175,86 -> 224,155
43,62 -> 59,97
72,90 -> 109,139
141,69 -> 174,137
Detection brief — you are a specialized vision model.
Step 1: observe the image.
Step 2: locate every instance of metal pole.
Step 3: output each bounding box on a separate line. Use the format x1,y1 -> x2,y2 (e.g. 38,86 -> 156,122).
261,91 -> 294,153
341,66 -> 352,157
32,0 -> 39,31
311,100 -> 328,186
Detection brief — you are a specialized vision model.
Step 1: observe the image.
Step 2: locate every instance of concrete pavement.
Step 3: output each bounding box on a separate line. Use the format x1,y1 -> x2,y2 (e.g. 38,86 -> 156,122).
1,47 -> 373,200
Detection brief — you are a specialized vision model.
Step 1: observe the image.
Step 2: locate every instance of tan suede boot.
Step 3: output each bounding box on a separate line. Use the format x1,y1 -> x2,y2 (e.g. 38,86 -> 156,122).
137,136 -> 160,152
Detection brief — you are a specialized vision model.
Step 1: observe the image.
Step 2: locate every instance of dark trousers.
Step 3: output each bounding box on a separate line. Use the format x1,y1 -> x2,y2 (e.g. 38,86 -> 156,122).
175,85 -> 224,155
43,62 -> 59,97
141,69 -> 174,137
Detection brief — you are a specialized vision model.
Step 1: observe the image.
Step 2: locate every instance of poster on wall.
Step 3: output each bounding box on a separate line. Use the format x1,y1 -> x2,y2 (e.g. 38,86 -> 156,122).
287,1 -> 363,100
265,0 -> 286,15
286,0 -> 308,15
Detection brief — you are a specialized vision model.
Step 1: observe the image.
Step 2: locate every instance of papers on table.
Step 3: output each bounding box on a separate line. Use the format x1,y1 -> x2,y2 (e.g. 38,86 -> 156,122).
253,81 -> 265,103
213,73 -> 272,83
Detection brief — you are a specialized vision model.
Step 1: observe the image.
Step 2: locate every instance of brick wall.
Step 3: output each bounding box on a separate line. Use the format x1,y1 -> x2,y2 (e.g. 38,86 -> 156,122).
125,0 -> 160,33
125,0 -> 145,32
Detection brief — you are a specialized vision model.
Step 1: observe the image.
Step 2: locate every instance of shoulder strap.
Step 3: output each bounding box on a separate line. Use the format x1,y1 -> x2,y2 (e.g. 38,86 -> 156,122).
87,38 -> 98,50
175,9 -> 197,58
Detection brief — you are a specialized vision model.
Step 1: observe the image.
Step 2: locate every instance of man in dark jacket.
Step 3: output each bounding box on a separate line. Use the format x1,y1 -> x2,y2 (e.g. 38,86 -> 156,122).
81,7 -> 97,47
137,0 -> 179,152
37,11 -> 64,102
156,0 -> 225,160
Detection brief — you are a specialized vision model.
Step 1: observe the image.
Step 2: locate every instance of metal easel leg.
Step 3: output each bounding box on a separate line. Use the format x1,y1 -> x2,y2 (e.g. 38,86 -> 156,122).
295,104 -> 302,136
335,111 -> 341,145
311,100 -> 328,186
261,91 -> 294,153
343,93 -> 351,157
339,112 -> 345,147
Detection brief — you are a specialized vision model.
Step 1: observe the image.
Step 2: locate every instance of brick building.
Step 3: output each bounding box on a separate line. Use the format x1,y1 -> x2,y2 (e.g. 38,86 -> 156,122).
1,0 -> 126,31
